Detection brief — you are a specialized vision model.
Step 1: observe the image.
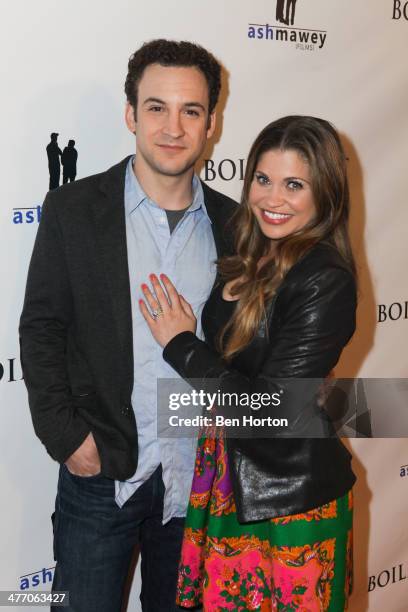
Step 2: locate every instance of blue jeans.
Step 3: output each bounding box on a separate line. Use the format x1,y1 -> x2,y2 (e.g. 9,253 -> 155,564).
51,464 -> 185,611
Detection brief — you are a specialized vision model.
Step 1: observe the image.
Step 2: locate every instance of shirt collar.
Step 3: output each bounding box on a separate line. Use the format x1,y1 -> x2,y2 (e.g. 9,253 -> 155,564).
124,156 -> 211,223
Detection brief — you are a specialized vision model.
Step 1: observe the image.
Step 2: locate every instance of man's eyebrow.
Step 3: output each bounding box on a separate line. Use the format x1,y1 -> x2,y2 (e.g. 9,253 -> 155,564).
142,97 -> 166,106
184,102 -> 207,112
142,97 -> 207,112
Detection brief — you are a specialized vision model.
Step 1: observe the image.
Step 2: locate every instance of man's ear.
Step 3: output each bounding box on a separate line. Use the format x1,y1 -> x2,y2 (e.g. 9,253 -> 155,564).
125,102 -> 137,135
206,111 -> 216,139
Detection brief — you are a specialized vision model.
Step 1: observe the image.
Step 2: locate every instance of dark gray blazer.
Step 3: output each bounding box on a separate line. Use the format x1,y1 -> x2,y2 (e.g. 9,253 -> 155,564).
19,156 -> 237,479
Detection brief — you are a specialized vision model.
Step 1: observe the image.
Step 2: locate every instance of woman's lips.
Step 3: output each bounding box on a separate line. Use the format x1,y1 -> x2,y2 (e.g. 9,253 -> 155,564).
260,209 -> 293,225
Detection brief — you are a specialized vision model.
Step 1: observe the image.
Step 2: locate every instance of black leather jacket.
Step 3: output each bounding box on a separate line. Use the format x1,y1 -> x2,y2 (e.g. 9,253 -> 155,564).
163,243 -> 357,522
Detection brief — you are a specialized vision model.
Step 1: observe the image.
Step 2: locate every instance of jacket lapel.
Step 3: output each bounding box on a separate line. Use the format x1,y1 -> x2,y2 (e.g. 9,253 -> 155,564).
88,166 -> 234,394
91,156 -> 134,390
201,181 -> 235,258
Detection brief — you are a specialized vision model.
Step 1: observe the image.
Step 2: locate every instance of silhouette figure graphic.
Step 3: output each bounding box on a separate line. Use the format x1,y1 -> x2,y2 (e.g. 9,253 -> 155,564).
46,132 -> 62,190
61,139 -> 78,184
275,0 -> 299,26
276,0 -> 286,23
285,0 -> 298,26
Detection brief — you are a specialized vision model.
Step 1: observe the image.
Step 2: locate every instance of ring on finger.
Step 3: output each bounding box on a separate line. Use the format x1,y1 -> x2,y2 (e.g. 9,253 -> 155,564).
151,306 -> 164,319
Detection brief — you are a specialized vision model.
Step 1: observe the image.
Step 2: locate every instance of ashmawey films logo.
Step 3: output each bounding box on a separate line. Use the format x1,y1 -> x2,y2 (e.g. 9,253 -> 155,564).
13,131 -> 78,225
19,566 -> 55,590
248,0 -> 327,51
12,205 -> 42,225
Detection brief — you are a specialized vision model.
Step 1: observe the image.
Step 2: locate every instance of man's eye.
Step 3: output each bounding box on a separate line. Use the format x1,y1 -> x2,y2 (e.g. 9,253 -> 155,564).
185,109 -> 200,117
287,180 -> 303,190
148,106 -> 164,112
254,173 -> 269,185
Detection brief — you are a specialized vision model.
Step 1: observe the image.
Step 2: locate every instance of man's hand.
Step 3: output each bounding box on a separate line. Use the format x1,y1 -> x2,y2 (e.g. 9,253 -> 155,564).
139,273 -> 197,347
65,432 -> 101,477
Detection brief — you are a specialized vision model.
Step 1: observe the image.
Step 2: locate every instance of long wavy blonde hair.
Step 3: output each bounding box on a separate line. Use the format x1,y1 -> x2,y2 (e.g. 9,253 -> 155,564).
218,115 -> 356,360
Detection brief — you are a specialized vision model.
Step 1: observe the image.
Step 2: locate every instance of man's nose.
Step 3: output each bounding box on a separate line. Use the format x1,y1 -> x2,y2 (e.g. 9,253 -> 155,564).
163,111 -> 184,139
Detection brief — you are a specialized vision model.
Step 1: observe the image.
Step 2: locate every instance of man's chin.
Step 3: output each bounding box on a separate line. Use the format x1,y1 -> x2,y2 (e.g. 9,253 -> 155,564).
148,157 -> 197,178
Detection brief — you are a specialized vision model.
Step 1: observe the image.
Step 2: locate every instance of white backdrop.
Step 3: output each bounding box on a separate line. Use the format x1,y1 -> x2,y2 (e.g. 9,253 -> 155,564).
1,1 -> 407,610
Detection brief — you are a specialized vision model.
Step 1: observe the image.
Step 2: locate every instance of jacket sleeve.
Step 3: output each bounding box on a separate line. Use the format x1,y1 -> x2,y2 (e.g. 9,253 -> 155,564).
19,192 -> 91,463
163,265 -> 357,434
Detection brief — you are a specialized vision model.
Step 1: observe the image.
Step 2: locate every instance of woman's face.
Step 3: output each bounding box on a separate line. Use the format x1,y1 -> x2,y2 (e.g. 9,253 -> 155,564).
249,148 -> 316,242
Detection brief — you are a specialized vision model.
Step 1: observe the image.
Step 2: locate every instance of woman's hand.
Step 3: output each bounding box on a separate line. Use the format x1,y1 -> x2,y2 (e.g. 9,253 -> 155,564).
139,273 -> 197,347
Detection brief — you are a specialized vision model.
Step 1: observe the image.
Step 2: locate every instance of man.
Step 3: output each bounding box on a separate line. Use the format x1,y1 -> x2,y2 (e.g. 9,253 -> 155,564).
46,132 -> 62,190
61,139 -> 78,184
20,39 -> 236,612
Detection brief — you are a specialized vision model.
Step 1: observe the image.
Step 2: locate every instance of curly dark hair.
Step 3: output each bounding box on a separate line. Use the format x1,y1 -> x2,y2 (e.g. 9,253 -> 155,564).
124,39 -> 221,115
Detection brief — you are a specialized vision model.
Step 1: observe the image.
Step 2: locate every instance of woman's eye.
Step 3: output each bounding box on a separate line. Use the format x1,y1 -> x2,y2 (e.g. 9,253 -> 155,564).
255,173 -> 269,185
287,180 -> 303,190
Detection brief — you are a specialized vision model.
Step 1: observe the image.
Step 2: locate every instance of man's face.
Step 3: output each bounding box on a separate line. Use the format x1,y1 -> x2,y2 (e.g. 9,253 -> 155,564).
125,64 -> 216,178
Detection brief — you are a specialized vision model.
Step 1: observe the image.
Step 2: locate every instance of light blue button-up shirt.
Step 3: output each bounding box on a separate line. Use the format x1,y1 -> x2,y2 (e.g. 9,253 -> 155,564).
115,157 -> 217,523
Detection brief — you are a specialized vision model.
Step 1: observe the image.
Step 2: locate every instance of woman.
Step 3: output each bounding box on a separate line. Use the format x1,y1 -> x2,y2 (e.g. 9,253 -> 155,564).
140,116 -> 357,611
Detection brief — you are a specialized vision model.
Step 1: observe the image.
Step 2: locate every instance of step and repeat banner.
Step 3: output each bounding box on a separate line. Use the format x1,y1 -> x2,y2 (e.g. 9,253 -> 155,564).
1,1 -> 407,610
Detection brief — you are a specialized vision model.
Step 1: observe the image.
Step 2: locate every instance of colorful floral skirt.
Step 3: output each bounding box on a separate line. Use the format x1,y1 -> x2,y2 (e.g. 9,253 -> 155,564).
176,436 -> 353,611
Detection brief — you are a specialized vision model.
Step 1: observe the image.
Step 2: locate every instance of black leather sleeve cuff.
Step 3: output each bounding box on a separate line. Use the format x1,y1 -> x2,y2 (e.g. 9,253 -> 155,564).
162,331 -> 204,378
163,329 -> 231,381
